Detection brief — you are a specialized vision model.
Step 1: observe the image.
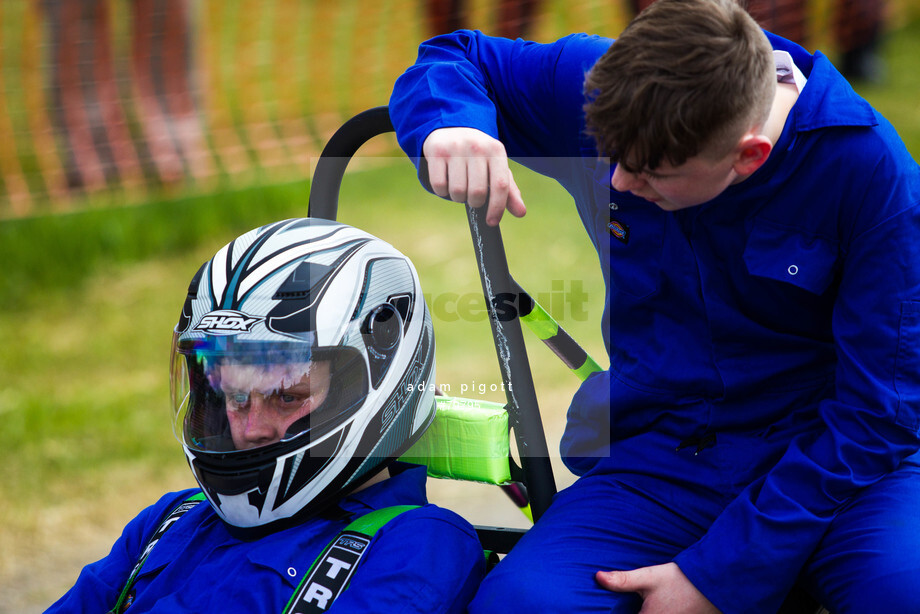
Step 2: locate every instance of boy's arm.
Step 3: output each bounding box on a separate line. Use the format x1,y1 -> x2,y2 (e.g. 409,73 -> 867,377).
44,491 -> 195,613
389,30 -> 610,224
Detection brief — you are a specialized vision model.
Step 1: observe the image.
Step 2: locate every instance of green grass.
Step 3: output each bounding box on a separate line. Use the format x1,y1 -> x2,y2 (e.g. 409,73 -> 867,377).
0,180 -> 315,308
0,182 -> 319,525
850,19 -> 920,156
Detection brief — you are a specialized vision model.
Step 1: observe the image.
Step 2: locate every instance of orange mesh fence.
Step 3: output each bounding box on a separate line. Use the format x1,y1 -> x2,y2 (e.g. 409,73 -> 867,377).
0,0 -> 912,218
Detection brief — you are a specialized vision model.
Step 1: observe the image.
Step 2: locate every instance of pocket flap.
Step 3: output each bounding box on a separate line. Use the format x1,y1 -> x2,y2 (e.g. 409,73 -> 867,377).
744,220 -> 839,295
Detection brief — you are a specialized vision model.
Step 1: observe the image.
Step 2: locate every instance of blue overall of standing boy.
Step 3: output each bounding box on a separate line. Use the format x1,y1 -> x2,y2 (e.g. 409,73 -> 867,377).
388,0 -> 920,611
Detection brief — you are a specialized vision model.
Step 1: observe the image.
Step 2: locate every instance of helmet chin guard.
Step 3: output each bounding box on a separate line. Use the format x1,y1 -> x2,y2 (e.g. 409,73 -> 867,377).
170,218 -> 436,537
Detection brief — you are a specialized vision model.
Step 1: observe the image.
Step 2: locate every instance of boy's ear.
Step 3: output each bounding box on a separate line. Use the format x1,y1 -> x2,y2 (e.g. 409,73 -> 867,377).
733,134 -> 773,176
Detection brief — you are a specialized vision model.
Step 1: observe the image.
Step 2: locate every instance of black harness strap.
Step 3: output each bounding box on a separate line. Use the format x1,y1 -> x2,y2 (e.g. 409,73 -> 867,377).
283,505 -> 419,614
109,492 -> 206,613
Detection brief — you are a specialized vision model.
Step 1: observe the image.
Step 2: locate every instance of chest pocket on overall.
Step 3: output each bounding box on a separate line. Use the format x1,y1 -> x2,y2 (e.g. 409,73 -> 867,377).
743,218 -> 840,295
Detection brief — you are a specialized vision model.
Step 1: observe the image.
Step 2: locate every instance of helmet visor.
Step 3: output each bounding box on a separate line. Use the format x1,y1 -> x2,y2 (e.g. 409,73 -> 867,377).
171,336 -> 368,453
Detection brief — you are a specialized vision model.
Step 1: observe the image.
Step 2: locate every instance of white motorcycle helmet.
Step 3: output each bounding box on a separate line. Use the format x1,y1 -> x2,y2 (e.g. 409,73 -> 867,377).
170,218 -> 436,538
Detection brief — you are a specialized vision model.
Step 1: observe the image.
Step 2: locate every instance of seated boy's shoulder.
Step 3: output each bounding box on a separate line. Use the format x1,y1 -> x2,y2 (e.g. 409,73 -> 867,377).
381,503 -> 480,540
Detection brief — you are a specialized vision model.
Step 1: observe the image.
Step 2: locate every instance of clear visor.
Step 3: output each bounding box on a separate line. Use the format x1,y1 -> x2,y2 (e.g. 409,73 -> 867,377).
171,335 -> 368,453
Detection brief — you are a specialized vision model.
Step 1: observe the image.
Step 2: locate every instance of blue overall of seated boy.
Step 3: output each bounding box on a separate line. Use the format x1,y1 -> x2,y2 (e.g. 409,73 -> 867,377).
46,218 -> 486,613
388,0 -> 920,611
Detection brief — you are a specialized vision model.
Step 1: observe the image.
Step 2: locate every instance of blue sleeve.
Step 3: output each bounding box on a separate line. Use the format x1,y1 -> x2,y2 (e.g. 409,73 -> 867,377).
389,30 -> 611,165
328,505 -> 486,614
676,124 -> 920,612
43,490 -> 199,613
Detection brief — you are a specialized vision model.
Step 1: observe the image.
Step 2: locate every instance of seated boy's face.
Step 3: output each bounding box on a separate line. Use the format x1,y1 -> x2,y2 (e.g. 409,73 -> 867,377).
218,361 -> 331,450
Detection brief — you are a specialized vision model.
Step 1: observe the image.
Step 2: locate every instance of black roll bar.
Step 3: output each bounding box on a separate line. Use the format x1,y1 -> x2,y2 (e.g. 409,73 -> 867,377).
308,106 -> 558,522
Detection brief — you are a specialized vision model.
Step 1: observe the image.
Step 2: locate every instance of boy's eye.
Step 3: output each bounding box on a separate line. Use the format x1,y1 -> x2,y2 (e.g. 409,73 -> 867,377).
223,391 -> 250,413
276,391 -> 311,410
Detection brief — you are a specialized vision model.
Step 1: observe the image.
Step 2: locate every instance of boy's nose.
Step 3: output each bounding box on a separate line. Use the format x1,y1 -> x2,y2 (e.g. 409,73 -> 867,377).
611,164 -> 646,193
242,398 -> 281,446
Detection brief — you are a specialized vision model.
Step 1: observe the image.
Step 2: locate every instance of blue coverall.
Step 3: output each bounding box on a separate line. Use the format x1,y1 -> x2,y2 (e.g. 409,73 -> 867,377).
45,465 -> 485,613
390,30 -> 920,613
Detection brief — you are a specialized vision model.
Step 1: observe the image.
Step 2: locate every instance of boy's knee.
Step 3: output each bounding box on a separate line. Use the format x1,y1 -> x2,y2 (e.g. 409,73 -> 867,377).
844,571 -> 920,612
820,562 -> 920,613
469,564 -> 641,614
468,568 -> 551,614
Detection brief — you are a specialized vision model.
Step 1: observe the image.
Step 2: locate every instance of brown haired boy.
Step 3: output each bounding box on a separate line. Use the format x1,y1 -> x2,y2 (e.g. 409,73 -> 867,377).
390,0 -> 920,611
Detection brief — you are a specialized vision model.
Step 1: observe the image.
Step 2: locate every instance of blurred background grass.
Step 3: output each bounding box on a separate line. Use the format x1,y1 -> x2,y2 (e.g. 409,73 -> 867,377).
1,1 -> 918,611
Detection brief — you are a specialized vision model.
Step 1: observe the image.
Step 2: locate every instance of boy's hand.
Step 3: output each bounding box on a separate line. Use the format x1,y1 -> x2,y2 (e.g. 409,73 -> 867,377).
596,563 -> 721,614
422,127 -> 527,226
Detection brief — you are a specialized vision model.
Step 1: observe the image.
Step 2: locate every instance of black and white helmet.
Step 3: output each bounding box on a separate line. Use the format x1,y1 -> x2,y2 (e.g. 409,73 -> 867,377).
170,218 -> 435,537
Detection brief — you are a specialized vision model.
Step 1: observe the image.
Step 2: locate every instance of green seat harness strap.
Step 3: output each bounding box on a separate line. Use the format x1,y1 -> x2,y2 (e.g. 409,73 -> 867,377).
109,494 -> 419,614
282,505 -> 420,614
